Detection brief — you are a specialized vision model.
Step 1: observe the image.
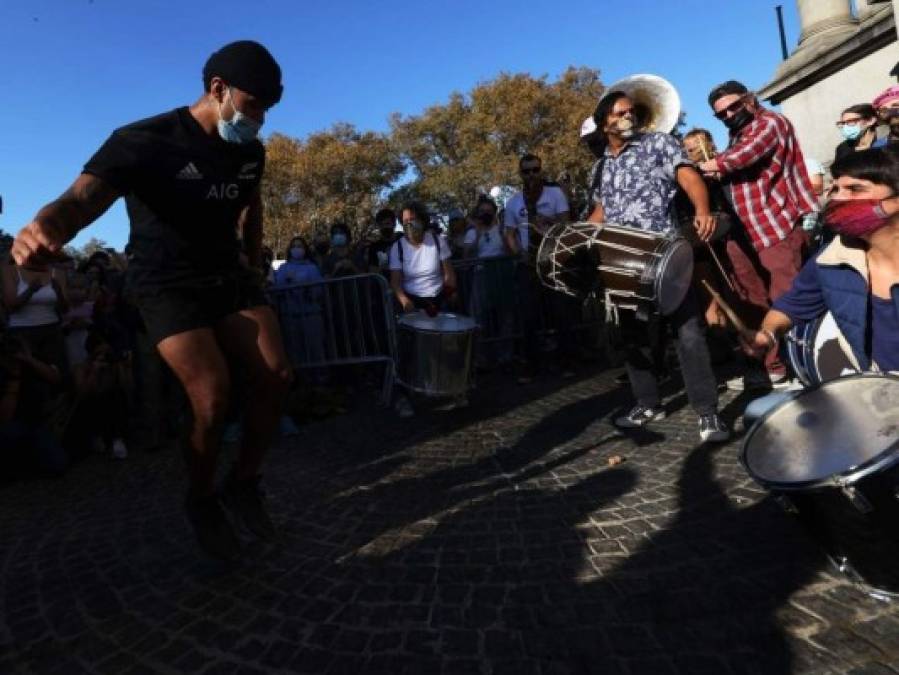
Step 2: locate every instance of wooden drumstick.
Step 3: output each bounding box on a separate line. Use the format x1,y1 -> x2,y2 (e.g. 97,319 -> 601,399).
705,242 -> 736,293
701,279 -> 747,333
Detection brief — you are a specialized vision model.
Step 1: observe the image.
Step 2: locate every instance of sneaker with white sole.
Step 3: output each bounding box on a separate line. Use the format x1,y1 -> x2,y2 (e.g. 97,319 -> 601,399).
698,413 -> 730,442
615,405 -> 666,429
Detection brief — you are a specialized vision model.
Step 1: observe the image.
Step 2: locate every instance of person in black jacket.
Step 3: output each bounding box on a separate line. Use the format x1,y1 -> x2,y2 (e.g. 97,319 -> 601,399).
834,104 -> 879,164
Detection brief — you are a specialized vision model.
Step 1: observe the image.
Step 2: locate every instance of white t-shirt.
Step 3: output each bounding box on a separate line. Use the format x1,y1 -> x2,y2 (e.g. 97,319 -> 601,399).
503,185 -> 569,251
463,224 -> 506,258
388,231 -> 451,297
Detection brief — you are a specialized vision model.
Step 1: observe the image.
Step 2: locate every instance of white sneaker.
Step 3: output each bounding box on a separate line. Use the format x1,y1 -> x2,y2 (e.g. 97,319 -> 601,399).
698,414 -> 730,443
615,405 -> 666,429
111,438 -> 128,459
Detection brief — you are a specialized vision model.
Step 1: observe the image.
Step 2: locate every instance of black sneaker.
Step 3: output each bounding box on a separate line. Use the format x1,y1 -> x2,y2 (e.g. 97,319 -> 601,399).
698,413 -> 730,443
184,493 -> 241,561
221,474 -> 277,540
615,405 -> 666,428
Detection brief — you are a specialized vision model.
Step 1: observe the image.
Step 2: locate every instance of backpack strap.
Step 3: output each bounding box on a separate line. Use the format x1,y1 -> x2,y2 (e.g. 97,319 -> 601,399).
393,237 -> 405,265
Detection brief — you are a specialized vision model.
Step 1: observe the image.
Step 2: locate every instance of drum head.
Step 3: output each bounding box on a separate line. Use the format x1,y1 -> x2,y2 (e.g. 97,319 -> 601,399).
654,238 -> 694,316
536,223 -> 601,297
398,311 -> 477,332
742,375 -> 899,489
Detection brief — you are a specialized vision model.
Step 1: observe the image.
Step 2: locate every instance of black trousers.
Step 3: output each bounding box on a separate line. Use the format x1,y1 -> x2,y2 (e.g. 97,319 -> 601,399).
621,289 -> 718,416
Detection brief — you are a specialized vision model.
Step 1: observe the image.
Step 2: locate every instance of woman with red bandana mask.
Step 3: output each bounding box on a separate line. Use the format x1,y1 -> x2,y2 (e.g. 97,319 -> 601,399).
741,148 -> 899,378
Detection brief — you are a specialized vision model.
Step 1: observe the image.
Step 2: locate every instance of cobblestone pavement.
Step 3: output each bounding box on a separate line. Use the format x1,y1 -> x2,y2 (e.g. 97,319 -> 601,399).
3,364 -> 899,675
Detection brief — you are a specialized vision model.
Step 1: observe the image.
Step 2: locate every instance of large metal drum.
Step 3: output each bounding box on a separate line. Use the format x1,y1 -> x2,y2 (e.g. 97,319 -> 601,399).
741,374 -> 899,597
396,312 -> 476,397
536,222 -> 694,316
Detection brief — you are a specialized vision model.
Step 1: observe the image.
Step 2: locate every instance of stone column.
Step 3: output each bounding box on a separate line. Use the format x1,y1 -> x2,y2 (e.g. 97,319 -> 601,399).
796,0 -> 856,46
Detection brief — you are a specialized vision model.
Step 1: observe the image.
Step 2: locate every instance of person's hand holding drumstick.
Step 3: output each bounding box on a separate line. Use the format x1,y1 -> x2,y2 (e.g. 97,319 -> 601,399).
700,280 -> 793,359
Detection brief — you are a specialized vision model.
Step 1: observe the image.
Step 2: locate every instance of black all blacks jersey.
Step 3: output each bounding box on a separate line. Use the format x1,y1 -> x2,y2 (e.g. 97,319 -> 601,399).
83,107 -> 265,292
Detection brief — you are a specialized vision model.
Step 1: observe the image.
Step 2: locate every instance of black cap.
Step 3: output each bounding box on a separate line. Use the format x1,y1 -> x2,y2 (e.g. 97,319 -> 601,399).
707,80 -> 749,107
203,40 -> 283,105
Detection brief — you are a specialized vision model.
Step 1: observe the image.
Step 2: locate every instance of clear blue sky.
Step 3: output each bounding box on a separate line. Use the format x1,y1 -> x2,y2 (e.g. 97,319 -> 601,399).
0,0 -> 802,250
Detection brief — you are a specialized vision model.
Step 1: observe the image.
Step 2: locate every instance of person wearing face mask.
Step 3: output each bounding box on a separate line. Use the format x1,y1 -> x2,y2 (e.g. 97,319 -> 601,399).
464,196 -> 514,368
463,197 -> 507,260
586,91 -> 728,441
274,236 -> 322,286
10,41 -> 292,561
389,201 -> 456,314
366,208 -> 398,276
741,148 -> 899,421
321,222 -> 359,278
834,104 -> 880,164
873,86 -> 899,150
699,80 -> 818,392
273,236 -> 325,367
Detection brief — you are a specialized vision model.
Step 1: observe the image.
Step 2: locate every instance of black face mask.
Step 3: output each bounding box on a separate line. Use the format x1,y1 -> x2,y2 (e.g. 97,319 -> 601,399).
724,107 -> 753,132
379,228 -> 395,241
476,211 -> 494,226
314,242 -> 330,255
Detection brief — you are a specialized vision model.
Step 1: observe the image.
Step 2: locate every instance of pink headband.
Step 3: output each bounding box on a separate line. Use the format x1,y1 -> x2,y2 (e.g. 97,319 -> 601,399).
873,85 -> 899,109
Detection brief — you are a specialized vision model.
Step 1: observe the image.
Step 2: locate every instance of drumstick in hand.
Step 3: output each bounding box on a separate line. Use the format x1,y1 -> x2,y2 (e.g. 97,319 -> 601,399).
701,279 -> 747,333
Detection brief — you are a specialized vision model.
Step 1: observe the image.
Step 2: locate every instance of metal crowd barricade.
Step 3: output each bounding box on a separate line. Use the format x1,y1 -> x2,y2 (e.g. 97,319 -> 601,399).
452,255 -> 522,348
452,255 -> 610,358
267,274 -> 397,405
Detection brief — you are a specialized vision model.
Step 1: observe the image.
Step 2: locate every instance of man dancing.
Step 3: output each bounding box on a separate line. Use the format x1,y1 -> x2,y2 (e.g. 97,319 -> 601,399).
11,41 -> 292,560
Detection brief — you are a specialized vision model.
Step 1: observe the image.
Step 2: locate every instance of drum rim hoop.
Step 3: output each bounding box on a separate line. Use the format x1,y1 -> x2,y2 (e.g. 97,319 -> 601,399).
398,312 -> 478,332
740,372 -> 899,490
654,237 -> 693,316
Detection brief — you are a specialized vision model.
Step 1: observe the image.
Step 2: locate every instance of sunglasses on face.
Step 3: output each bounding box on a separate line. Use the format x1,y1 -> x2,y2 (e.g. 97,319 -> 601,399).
521,167 -> 541,175
714,97 -> 747,120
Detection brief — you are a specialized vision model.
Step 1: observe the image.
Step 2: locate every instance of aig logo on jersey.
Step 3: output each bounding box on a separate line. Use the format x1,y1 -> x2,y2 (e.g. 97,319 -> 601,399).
206,183 -> 240,200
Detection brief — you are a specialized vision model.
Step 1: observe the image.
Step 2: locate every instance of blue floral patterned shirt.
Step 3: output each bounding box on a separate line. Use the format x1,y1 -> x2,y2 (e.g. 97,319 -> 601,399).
591,132 -> 690,233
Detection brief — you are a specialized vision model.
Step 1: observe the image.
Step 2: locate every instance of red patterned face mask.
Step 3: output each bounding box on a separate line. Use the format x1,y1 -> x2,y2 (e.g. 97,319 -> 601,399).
824,198 -> 891,238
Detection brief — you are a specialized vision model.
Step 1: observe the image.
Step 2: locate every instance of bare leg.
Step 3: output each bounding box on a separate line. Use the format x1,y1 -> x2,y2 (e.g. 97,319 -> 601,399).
156,329 -> 231,497
216,305 -> 292,481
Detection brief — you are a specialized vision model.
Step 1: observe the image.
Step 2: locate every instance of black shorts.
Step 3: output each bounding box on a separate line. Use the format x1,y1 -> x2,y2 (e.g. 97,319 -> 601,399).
134,272 -> 268,345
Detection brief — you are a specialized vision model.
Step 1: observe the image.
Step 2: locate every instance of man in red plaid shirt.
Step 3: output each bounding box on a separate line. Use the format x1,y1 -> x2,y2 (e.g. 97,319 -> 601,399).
699,80 -> 818,390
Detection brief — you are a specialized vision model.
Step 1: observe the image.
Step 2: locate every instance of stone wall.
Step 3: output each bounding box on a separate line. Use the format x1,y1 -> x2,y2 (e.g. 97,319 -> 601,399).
780,42 -> 898,169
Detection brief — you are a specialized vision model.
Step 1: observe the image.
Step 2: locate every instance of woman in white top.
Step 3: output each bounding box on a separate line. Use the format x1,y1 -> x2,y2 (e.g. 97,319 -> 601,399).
389,201 -> 457,313
463,196 -> 508,260
1,256 -> 68,371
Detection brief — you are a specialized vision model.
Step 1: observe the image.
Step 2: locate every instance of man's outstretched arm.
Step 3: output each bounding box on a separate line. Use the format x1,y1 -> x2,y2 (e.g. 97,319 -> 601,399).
12,173 -> 120,266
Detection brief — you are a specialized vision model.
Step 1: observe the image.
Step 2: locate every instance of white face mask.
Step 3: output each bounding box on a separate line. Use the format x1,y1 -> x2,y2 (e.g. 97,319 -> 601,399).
290,246 -> 305,260
217,87 -> 261,144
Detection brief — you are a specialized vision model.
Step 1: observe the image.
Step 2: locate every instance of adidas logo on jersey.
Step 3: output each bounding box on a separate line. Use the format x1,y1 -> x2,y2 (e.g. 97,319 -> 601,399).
238,161 -> 258,180
176,162 -> 203,180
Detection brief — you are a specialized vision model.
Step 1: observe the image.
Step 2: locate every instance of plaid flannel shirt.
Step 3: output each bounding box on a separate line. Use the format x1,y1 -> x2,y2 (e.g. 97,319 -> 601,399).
716,109 -> 818,251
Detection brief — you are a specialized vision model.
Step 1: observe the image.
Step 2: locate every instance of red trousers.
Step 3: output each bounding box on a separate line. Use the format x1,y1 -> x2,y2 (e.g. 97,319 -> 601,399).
724,225 -> 808,376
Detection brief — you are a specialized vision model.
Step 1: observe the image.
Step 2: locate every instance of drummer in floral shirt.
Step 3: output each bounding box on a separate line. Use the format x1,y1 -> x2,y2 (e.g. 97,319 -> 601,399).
587,90 -> 729,442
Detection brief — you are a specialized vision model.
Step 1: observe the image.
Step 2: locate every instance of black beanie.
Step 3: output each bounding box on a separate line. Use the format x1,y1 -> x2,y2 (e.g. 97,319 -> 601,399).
203,40 -> 283,105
